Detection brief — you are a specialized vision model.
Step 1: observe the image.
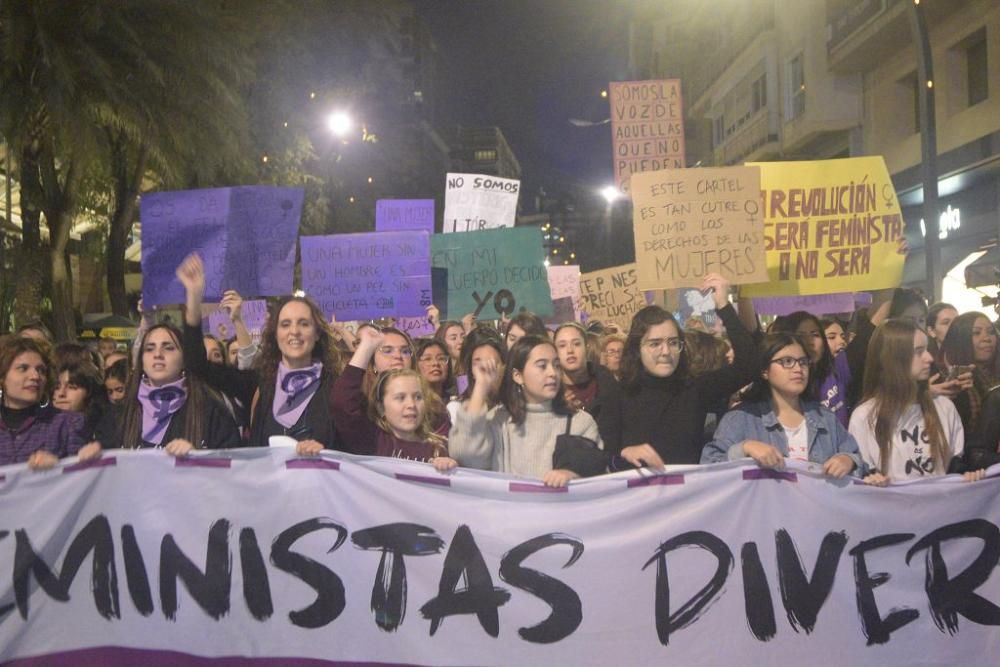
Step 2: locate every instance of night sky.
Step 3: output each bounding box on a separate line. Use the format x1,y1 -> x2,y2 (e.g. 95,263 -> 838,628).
414,0 -> 635,200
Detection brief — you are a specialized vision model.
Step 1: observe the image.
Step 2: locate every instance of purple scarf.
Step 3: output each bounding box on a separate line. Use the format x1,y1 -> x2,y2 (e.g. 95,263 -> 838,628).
273,362 -> 323,429
137,378 -> 188,445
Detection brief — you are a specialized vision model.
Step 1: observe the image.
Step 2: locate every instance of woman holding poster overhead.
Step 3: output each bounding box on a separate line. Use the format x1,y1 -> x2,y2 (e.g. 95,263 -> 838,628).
177,254 -> 344,454
617,273 -> 755,467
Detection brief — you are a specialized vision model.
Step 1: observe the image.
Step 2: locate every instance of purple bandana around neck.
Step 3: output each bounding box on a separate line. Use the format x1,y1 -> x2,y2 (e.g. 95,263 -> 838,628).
273,362 -> 323,429
137,378 -> 188,446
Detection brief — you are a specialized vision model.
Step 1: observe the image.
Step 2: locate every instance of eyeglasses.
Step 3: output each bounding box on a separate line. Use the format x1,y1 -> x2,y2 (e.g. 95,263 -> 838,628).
771,356 -> 811,369
604,349 -> 623,357
418,355 -> 448,365
378,346 -> 413,357
642,338 -> 684,352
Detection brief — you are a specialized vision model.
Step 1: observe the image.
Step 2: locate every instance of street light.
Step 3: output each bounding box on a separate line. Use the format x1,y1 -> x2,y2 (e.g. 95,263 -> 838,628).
600,185 -> 621,203
326,111 -> 353,138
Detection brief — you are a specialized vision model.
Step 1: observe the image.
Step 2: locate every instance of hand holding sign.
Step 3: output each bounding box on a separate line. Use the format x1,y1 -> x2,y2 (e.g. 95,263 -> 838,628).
220,290 -> 243,322
702,273 -> 731,310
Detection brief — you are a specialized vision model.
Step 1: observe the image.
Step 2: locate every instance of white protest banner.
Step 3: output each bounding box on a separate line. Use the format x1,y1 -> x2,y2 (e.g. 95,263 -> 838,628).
442,172 -> 520,233
5,453 -> 1000,665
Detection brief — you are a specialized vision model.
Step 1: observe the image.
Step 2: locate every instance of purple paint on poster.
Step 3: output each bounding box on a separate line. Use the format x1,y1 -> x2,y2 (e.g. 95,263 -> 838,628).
300,231 -> 432,321
141,187 -> 303,306
376,199 -> 435,234
752,293 -> 856,316
396,316 -> 436,338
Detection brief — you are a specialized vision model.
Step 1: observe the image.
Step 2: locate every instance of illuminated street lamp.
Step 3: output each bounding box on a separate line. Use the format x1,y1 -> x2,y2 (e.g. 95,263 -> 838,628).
600,185 -> 621,203
326,111 -> 353,138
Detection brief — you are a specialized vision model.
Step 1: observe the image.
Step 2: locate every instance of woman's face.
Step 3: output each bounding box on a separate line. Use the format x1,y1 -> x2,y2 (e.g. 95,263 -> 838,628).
910,329 -> 934,381
416,343 -> 449,386
824,322 -> 847,356
513,343 -> 561,404
970,316 -> 998,364
764,343 -> 810,398
897,304 -> 927,332
929,307 -> 958,341
602,340 -> 624,372
142,328 -> 184,386
639,320 -> 683,377
2,352 -> 47,409
794,319 -> 825,361
380,375 -> 424,438
204,338 -> 225,365
52,371 -> 89,413
471,345 -> 503,395
276,301 -> 319,367
506,324 -> 526,349
443,325 -> 464,360
227,340 -> 242,365
374,332 -> 413,373
554,328 -> 587,375
105,377 -> 126,404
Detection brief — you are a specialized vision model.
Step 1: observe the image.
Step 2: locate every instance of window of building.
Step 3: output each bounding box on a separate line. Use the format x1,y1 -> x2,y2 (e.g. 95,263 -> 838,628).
787,55 -> 805,119
752,74 -> 767,113
474,149 -> 497,162
966,30 -> 988,106
713,115 -> 725,147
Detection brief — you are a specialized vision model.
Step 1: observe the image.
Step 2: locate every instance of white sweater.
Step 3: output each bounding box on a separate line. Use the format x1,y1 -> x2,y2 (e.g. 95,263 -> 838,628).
449,400 -> 603,479
848,396 -> 964,480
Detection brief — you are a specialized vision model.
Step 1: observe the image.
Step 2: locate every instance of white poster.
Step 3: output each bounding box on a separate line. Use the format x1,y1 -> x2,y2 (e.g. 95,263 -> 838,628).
2,450 -> 999,665
442,172 -> 520,233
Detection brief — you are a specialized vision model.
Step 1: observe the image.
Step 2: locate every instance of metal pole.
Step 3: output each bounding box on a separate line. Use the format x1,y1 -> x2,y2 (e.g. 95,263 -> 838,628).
908,0 -> 941,302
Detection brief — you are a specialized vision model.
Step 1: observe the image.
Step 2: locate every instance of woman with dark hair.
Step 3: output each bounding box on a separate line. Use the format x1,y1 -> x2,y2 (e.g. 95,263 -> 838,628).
618,274 -> 754,468
553,322 -> 622,453
820,318 -> 848,357
701,333 -> 861,477
101,323 -> 241,454
449,334 -> 602,487
926,302 -> 958,361
0,336 -> 94,467
434,320 -> 466,374
849,319 -> 982,484
771,311 -> 850,426
446,325 -> 506,423
52,342 -> 103,371
504,311 -> 547,351
104,358 -> 129,404
53,360 -> 109,442
415,338 -> 453,399
939,311 -> 1000,435
177,254 -> 342,454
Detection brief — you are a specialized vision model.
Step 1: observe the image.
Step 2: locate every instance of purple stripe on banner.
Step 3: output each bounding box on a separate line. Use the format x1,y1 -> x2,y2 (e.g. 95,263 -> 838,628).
0,474 -> 5,483
742,468 -> 797,482
286,458 -> 341,471
509,482 -> 568,494
395,472 -> 451,487
4,646 -> 427,667
627,474 -> 685,488
62,456 -> 117,474
175,457 -> 232,469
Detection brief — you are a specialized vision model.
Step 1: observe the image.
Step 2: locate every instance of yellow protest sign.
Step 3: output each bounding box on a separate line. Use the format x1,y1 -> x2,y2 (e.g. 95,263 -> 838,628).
742,157 -> 904,297
631,166 -> 768,290
579,263 -> 648,331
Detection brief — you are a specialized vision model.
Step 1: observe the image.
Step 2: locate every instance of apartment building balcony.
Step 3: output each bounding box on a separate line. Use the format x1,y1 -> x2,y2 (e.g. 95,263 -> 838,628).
827,0 -> 971,73
716,111 -> 781,165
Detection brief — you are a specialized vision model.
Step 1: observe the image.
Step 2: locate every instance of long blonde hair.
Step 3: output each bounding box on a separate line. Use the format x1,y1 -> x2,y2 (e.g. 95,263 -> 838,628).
862,319 -> 949,475
368,369 -> 447,457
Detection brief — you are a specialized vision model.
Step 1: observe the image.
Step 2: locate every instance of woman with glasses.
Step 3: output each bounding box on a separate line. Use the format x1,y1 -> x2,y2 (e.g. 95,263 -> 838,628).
177,254 -> 343,454
415,338 -> 454,399
618,273 -> 755,468
701,333 -> 861,477
771,312 -> 850,427
849,319 -> 983,484
599,334 -> 625,381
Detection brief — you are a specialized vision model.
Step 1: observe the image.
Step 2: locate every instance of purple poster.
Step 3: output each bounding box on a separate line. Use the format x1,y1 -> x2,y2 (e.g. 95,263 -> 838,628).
300,231 -> 432,321
140,187 -> 303,306
396,316 -> 436,339
376,199 -> 435,234
752,293 -> 856,316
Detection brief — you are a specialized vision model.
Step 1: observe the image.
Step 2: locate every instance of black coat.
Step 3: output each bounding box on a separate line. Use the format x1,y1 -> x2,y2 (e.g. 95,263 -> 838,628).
96,397 -> 241,450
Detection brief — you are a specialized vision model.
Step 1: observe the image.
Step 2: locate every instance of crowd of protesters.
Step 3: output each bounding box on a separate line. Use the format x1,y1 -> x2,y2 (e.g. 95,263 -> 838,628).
2,251 -> 998,488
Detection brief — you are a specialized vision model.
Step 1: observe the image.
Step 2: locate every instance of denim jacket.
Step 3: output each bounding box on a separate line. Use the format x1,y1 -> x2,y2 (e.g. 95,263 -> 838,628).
700,399 -> 865,475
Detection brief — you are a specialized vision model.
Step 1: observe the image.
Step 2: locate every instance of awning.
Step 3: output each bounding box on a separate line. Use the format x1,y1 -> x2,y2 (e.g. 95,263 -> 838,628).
965,246 -> 998,288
